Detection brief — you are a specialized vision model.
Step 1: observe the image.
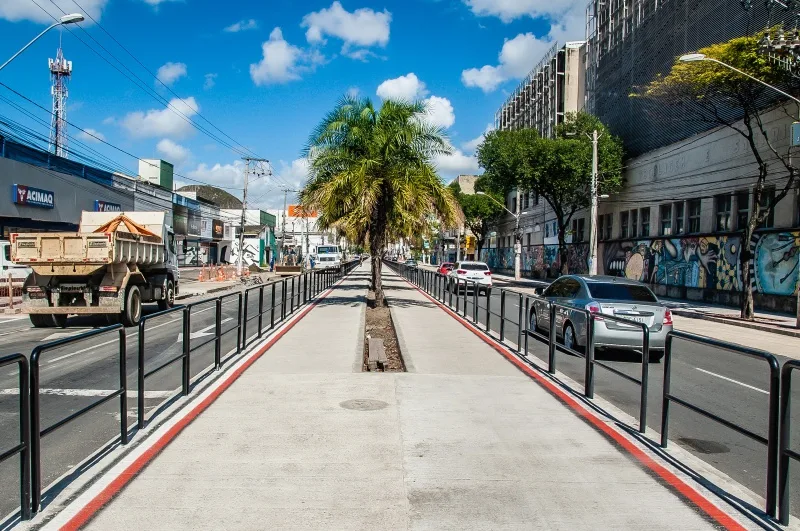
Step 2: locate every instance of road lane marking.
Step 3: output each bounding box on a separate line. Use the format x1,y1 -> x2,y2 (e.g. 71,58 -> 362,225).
176,317 -> 233,342
0,388 -> 174,398
695,368 -> 768,395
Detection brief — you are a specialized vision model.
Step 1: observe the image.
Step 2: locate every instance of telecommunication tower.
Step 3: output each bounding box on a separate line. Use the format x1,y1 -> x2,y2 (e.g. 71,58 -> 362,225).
48,42 -> 72,158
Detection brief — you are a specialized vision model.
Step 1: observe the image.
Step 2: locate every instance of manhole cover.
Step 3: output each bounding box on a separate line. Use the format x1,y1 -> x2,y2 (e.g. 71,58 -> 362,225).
339,399 -> 388,411
678,437 -> 730,454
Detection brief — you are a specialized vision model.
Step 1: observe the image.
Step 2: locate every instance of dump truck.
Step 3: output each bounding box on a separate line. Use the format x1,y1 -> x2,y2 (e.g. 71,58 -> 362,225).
274,253 -> 303,276
11,212 -> 179,328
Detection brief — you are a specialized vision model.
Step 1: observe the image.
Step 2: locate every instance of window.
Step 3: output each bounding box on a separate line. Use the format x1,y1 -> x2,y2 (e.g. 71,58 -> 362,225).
533,191 -> 539,206
587,282 -> 658,302
460,262 -> 489,271
526,233 -> 531,246
660,204 -> 672,235
759,187 -> 775,228
3,244 -> 10,261
736,190 -> 750,230
598,215 -> 605,241
688,199 -> 701,233
640,208 -> 650,237
630,209 -> 638,238
511,196 -> 517,214
715,194 -> 732,231
523,193 -> 530,210
675,202 -> 685,234
547,277 -> 581,298
572,218 -> 585,242
605,213 -> 613,240
621,211 -> 629,239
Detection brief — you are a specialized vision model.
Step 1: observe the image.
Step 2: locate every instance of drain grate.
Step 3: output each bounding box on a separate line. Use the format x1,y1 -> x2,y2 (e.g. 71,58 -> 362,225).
339,399 -> 388,411
678,437 -> 730,454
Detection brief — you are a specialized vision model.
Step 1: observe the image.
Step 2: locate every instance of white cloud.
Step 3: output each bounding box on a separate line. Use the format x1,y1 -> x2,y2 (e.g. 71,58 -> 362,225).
156,62 -> 187,87
376,73 -> 427,101
462,123 -> 494,153
346,86 -> 360,98
187,161 -> 243,188
224,18 -> 258,32
302,1 -> 391,56
141,0 -> 182,6
463,0 -> 581,23
156,138 -> 191,166
434,146 -> 481,180
77,128 -> 106,143
424,96 -> 455,129
461,1 -> 585,92
204,73 -> 218,90
250,27 -> 323,86
121,97 -> 200,139
0,0 -> 106,23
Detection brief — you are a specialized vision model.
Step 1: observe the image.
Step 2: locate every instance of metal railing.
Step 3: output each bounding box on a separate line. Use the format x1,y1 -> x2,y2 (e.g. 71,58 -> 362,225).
661,331 -> 781,518
388,260 -> 794,522
778,360 -> 800,525
0,354 -> 30,521
30,325 -> 127,512
0,258 -> 364,519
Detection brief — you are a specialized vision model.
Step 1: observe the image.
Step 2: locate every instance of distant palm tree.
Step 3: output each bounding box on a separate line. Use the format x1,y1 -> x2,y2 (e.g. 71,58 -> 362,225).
301,96 -> 461,304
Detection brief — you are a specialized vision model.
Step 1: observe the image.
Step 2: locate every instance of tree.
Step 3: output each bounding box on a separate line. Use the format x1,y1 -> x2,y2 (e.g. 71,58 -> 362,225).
477,112 -> 623,274
448,177 -> 504,258
300,96 -> 461,304
637,33 -> 798,319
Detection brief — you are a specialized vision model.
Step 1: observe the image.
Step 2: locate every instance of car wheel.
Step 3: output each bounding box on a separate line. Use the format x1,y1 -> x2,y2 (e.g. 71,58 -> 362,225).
562,322 -> 582,353
529,309 -> 539,332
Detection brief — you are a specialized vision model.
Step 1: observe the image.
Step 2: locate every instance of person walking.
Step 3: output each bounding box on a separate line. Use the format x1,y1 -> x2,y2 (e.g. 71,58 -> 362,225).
269,255 -> 275,272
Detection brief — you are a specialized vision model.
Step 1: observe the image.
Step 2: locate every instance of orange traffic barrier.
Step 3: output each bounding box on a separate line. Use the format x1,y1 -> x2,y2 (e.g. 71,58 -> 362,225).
198,265 -> 206,282
216,266 -> 224,281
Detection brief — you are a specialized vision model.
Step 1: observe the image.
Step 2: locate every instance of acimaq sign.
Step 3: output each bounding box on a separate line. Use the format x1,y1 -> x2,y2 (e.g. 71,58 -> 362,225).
288,205 -> 317,217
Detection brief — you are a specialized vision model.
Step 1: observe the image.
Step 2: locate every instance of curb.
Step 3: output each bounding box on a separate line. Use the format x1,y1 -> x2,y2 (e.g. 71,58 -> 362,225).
670,309 -> 800,338
175,284 -> 238,300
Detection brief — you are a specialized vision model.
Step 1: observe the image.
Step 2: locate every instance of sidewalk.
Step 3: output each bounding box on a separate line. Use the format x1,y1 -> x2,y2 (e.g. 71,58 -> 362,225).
44,263 -> 741,530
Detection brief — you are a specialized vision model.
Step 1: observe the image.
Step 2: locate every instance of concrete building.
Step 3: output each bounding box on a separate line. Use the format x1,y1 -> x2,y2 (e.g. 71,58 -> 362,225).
221,209 -> 276,268
270,207 -> 333,259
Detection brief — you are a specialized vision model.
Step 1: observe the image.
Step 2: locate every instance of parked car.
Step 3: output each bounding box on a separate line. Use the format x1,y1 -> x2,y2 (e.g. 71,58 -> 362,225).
528,275 -> 671,362
437,262 -> 454,275
447,261 -> 492,295
404,259 -> 418,268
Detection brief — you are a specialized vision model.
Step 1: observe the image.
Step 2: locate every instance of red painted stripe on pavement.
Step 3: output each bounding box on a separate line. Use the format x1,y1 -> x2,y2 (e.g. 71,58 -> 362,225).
403,276 -> 746,531
60,275 -> 350,531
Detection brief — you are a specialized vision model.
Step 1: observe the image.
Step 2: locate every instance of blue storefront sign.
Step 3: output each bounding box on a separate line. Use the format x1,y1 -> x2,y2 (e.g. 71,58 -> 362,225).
12,184 -> 54,209
94,200 -> 122,212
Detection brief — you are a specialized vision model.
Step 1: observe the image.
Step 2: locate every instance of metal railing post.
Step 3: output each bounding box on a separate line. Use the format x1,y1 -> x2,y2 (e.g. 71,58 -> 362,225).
517,292 -> 523,351
270,282 -> 276,329
258,287 -> 264,337
242,290 -> 249,347
548,303 -> 556,374
778,361 -> 799,525
182,307 -> 191,395
500,290 -> 506,341
473,284 -> 478,322
448,278 -> 453,307
462,280 -> 468,318
281,279 -> 287,320
660,335 -> 673,448
486,288 -> 491,332
585,317 -> 595,399
523,297 -> 530,357
236,292 -> 243,353
766,357 -> 781,518
118,328 -> 128,445
215,298 -> 222,369
30,348 -> 41,513
137,320 -> 146,429
639,325 -> 650,433
290,277 -> 295,314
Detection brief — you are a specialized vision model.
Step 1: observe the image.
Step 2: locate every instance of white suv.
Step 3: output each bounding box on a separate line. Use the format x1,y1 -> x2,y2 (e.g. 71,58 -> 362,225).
447,261 -> 492,295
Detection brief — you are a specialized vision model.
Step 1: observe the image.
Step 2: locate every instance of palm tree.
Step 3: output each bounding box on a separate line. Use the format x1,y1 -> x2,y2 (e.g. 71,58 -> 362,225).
301,96 -> 461,304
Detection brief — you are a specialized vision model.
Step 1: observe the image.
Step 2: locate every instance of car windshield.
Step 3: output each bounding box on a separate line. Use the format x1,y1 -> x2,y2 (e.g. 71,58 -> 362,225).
587,282 -> 658,302
459,263 -> 488,271
317,246 -> 338,254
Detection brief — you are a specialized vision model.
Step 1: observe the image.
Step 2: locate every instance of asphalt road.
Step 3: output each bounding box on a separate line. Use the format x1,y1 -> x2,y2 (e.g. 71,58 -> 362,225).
414,268 -> 799,519
0,271 -> 326,522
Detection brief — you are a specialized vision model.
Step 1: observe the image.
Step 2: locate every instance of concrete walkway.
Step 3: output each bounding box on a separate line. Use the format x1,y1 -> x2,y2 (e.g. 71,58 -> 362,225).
49,263 -> 736,530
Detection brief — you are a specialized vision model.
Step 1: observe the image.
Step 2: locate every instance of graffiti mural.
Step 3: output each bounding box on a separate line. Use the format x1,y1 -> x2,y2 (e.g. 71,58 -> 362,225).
599,232 -> 800,297
478,243 -> 589,277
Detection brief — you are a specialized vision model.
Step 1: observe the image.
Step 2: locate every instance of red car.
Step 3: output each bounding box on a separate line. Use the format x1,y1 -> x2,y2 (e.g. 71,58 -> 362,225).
437,262 -> 454,275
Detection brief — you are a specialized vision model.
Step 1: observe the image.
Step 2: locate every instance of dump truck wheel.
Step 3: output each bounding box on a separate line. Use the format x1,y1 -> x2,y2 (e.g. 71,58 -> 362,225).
122,286 -> 142,327
157,280 -> 175,311
51,314 -> 67,328
30,314 -> 53,328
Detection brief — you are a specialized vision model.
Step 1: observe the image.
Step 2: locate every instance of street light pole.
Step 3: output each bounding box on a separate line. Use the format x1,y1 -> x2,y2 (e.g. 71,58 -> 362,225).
589,129 -> 600,275
0,14 -> 85,73
477,191 -> 527,280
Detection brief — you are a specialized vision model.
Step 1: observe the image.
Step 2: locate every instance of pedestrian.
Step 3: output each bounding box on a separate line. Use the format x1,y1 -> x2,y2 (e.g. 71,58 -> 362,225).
269,255 -> 275,272
310,256 -> 315,269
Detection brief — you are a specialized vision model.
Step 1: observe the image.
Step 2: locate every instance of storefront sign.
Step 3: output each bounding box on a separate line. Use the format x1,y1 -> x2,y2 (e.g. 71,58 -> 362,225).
212,219 -> 224,240
200,218 -> 213,240
187,210 -> 201,237
94,200 -> 122,212
12,184 -> 54,209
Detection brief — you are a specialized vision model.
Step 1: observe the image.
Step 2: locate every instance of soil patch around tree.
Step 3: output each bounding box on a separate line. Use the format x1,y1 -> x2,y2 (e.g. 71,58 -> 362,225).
363,290 -> 405,372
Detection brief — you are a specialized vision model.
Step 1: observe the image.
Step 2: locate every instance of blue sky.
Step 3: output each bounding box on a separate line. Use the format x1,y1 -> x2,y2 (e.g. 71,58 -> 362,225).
0,0 -> 585,208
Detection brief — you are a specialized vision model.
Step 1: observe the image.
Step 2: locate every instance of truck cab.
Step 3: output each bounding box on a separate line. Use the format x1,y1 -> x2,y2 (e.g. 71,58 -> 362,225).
0,240 -> 32,281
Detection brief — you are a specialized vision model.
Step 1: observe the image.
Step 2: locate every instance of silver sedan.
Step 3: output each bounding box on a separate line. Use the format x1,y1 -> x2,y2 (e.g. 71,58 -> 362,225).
528,275 -> 673,362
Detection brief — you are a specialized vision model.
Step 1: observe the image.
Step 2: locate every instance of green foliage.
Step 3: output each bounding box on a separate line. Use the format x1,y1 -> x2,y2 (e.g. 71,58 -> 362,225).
300,95 -> 461,299
448,178 -> 504,252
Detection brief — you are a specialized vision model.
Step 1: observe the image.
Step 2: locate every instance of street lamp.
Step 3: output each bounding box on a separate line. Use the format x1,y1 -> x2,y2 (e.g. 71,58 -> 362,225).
0,14 -> 85,72
679,53 -> 800,106
477,191 -> 529,280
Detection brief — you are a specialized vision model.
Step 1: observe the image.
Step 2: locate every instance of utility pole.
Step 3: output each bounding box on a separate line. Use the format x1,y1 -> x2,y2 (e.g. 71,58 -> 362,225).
514,189 -> 522,280
239,157 -> 270,276
279,188 -> 298,263
589,129 -> 599,276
